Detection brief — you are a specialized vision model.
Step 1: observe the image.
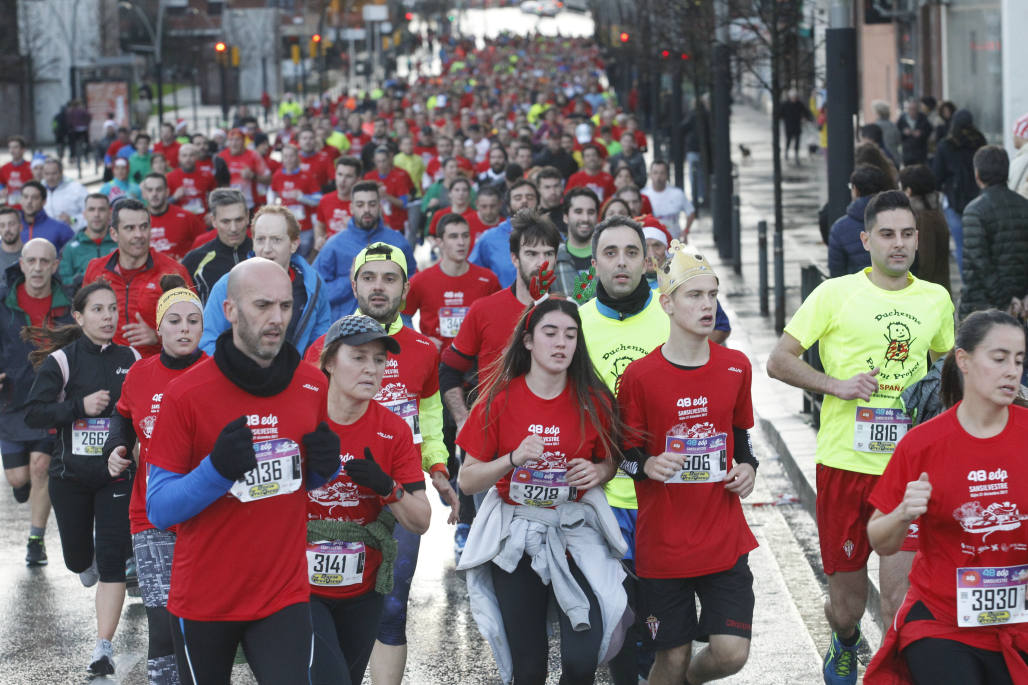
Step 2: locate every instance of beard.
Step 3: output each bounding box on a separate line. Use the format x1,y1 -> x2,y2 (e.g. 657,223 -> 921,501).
235,309 -> 285,361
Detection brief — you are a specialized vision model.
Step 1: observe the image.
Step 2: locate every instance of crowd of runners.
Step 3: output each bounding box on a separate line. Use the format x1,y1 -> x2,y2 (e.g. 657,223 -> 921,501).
0,27 -> 1026,685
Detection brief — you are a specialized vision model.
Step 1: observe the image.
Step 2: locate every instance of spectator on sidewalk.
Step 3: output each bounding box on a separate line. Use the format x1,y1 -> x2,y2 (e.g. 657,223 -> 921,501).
898,165 -> 951,296
1008,113 -> 1028,199
871,101 -> 901,164
859,125 -> 898,168
780,89 -> 813,164
932,108 -> 986,273
827,165 -> 894,277
957,145 -> 1028,319
854,142 -> 899,188
897,98 -> 932,166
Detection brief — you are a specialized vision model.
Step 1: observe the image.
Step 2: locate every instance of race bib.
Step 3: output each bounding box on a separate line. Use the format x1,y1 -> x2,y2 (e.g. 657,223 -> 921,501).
383,398 -> 422,444
956,564 -> 1028,627
307,541 -> 366,587
438,306 -> 469,338
853,406 -> 910,453
509,467 -> 575,507
664,434 -> 728,484
230,438 -> 303,503
71,418 -> 110,457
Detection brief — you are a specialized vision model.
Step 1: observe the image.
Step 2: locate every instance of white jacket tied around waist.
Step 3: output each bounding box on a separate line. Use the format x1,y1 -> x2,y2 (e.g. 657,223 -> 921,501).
457,486 -> 632,684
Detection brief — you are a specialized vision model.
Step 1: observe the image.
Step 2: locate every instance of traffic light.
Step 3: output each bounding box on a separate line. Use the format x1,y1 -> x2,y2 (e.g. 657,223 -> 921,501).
661,49 -> 670,59
215,41 -> 227,65
619,32 -> 629,43
310,33 -> 323,57
680,52 -> 690,60
291,44 -> 301,64
404,11 -> 413,21
231,46 -> 240,67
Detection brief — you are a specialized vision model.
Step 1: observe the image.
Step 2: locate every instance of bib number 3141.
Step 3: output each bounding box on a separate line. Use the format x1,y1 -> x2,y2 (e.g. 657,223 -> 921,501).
956,564 -> 1028,627
230,438 -> 303,503
307,542 -> 366,587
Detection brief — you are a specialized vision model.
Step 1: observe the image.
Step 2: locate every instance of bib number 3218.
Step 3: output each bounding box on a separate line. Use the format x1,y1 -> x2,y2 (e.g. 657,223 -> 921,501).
230,438 -> 303,503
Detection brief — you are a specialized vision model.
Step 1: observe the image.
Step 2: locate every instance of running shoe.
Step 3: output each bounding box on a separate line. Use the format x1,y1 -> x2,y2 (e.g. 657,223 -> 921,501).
12,483 -> 30,503
88,639 -> 115,676
125,556 -> 140,597
454,522 -> 470,564
25,535 -> 47,566
79,559 -> 99,588
822,629 -> 861,685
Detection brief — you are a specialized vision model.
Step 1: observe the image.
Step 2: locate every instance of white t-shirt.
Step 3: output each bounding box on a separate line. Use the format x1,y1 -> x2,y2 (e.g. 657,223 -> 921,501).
642,184 -> 694,237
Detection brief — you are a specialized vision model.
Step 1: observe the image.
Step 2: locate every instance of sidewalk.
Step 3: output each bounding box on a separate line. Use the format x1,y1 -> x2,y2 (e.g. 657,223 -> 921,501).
690,104 -> 891,644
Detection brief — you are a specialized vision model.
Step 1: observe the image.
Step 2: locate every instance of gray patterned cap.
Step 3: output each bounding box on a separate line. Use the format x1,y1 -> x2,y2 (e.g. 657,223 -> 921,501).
324,314 -> 401,354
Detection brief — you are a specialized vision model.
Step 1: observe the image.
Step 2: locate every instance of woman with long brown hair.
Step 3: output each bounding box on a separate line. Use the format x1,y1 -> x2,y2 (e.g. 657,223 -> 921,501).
24,279 -> 140,676
456,295 -> 631,685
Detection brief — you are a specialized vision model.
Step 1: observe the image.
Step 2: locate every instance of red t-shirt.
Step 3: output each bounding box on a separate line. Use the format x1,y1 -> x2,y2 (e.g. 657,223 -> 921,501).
167,168 -> 216,215
153,140 -> 181,168
299,151 -> 333,188
315,193 -> 351,238
364,168 -> 415,234
146,357 -> 328,621
450,286 -> 527,376
428,205 -> 477,239
618,342 -> 757,578
0,161 -> 30,204
16,285 -> 52,328
271,169 -> 319,231
457,376 -> 610,506
307,401 -> 423,599
403,263 -> 499,347
870,405 -> 1028,631
566,170 -> 617,203
217,148 -> 269,208
116,352 -> 207,534
195,157 -> 214,175
256,155 -> 281,208
149,205 -> 206,260
304,325 -> 440,445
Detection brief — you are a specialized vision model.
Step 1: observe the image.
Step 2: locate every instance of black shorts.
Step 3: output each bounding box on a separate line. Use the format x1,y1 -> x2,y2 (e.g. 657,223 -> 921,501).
639,554 -> 754,650
1,437 -> 55,470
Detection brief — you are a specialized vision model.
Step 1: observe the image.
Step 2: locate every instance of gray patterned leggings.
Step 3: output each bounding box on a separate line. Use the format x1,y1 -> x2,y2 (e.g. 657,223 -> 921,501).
133,527 -> 180,685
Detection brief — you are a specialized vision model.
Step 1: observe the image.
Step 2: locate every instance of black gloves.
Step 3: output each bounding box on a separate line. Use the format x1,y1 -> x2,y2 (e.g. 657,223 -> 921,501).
303,422 -> 341,480
344,447 -> 394,496
210,416 -> 256,482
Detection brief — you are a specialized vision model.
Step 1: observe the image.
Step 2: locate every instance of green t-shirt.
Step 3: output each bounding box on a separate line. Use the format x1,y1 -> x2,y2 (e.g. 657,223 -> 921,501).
580,291 -> 670,509
784,268 -> 954,475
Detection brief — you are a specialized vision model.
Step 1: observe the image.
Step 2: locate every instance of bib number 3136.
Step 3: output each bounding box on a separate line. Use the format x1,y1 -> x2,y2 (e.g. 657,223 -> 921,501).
230,438 -> 303,503
956,564 -> 1028,627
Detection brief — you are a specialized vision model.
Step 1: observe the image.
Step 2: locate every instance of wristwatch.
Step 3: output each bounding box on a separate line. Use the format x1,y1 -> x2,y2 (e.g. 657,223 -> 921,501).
383,481 -> 405,504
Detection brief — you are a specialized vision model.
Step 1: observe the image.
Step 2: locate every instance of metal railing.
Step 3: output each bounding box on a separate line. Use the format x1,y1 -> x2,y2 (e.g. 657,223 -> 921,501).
800,262 -> 829,428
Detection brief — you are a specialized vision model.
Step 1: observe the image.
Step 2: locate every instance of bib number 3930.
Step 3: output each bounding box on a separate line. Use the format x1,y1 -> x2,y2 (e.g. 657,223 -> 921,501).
853,406 -> 910,453
72,418 -> 110,457
664,434 -> 728,484
230,438 -> 303,503
307,542 -> 366,587
509,468 -> 575,507
956,564 -> 1028,627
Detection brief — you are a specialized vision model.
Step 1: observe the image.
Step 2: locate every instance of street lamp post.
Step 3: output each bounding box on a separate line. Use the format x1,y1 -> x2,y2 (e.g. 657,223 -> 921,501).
120,0 -> 167,123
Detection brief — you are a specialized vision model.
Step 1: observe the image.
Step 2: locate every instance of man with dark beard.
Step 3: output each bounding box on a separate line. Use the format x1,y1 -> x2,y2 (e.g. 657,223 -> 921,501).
313,180 -> 417,320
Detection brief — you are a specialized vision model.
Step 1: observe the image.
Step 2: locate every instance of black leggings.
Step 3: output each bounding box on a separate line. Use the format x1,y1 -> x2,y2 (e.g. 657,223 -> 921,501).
491,554 -> 603,685
904,637 -> 1028,685
785,132 -> 801,158
172,602 -> 313,685
48,475 -> 132,582
310,591 -> 384,685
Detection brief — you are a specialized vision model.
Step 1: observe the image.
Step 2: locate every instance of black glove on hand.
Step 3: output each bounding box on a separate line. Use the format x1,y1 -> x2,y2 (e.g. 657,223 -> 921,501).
344,447 -> 394,496
209,416 -> 256,482
303,422 -> 341,480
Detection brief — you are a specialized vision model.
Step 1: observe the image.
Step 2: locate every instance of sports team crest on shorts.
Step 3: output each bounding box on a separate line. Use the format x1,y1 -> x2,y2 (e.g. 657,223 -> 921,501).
843,539 -> 855,559
646,615 -> 660,640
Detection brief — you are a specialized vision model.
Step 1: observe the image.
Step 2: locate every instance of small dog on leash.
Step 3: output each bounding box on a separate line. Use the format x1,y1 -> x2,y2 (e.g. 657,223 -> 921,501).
807,143 -> 820,158
738,143 -> 752,164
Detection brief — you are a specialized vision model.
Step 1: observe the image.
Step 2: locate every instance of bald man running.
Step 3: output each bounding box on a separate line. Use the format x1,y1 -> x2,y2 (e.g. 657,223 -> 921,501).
146,258 -> 343,684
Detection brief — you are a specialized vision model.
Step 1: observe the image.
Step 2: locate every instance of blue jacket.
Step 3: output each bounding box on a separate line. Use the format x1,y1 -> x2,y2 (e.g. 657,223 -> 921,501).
199,254 -> 333,356
827,196 -> 872,278
313,218 -> 417,320
20,209 -> 74,253
469,219 -> 515,287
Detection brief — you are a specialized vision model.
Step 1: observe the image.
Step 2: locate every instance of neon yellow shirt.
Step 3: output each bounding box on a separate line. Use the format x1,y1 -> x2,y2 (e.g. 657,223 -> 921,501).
394,153 -> 426,195
784,268 -> 954,475
580,291 -> 670,509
